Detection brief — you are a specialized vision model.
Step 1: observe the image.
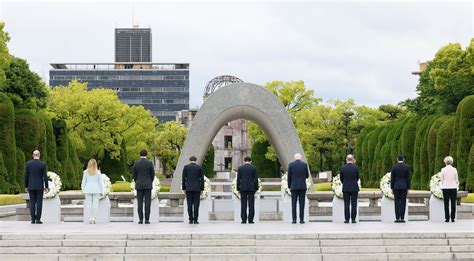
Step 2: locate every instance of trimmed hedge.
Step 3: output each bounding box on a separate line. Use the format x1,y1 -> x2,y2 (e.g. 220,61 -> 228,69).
466,144 -> 474,192
15,148 -> 25,192
202,145 -> 215,178
399,117 -> 418,175
37,115 -> 47,165
15,109 -> 40,159
435,117 -> 455,172
53,119 -> 72,189
427,116 -> 448,176
454,95 -> 474,190
0,93 -> 17,193
41,114 -> 61,173
0,194 -> 25,206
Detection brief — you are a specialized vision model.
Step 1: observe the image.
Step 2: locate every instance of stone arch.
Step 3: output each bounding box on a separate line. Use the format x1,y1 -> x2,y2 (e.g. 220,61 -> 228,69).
171,82 -> 311,192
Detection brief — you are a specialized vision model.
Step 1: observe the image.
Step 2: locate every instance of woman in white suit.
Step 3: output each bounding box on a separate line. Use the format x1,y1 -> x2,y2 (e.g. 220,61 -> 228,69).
440,156 -> 459,223
81,159 -> 104,224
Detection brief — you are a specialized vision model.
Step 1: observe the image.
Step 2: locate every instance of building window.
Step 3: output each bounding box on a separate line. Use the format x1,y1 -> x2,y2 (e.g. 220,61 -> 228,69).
224,136 -> 232,149
224,157 -> 232,170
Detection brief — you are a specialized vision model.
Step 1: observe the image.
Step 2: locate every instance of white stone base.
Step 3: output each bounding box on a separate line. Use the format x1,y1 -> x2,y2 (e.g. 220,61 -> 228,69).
42,196 -> 61,223
132,197 -> 160,223
83,196 -> 110,223
381,196 -> 409,222
233,195 -> 260,223
183,198 -> 210,223
430,195 -> 448,222
282,195 -> 309,222
332,196 -> 359,223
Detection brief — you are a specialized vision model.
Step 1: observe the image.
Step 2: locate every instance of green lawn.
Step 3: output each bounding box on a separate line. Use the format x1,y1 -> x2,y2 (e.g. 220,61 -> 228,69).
462,193 -> 474,204
111,181 -> 170,192
0,194 -> 25,206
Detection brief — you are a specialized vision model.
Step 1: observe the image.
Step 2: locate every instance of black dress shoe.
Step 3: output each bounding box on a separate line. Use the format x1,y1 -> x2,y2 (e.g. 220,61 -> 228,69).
194,221 -> 199,224
189,221 -> 193,224
35,220 -> 43,224
445,219 -> 450,222
300,221 -> 305,224
351,220 -> 357,223
31,220 -> 36,224
249,221 -> 254,224
145,220 -> 150,224
344,220 -> 349,223
451,219 -> 455,222
241,221 -> 246,224
400,220 -> 406,223
292,221 -> 297,224
138,220 -> 143,224
394,220 -> 400,223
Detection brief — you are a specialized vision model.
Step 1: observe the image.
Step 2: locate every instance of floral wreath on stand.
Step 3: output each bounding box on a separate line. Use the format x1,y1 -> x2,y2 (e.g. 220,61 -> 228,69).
231,177 -> 262,198
200,176 -> 211,199
332,174 -> 361,199
281,172 -> 312,196
380,173 -> 394,199
100,173 -> 112,200
44,171 -> 62,199
430,172 -> 459,199
131,177 -> 161,199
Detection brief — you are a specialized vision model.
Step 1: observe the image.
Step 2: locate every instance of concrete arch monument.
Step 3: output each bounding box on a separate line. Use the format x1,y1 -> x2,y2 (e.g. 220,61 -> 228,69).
171,82 -> 311,192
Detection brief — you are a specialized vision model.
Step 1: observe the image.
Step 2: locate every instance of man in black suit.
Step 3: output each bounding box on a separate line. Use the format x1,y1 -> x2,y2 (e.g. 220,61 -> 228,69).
237,156 -> 258,224
340,154 -> 360,223
391,155 -> 411,223
24,150 -> 49,224
133,149 -> 155,224
288,153 -> 309,224
182,156 -> 204,224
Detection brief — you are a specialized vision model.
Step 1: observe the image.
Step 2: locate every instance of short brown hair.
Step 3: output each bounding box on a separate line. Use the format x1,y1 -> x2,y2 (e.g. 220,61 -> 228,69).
189,156 -> 197,162
140,149 -> 148,157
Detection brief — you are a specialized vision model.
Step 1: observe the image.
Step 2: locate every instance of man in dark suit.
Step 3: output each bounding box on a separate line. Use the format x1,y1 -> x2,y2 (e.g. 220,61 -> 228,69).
133,149 -> 155,224
391,155 -> 411,223
182,156 -> 204,224
340,154 -> 360,223
24,150 -> 49,224
237,156 -> 258,224
288,153 -> 309,224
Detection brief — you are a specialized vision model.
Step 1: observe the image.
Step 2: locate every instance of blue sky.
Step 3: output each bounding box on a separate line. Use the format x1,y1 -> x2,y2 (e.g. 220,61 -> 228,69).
1,0 -> 472,108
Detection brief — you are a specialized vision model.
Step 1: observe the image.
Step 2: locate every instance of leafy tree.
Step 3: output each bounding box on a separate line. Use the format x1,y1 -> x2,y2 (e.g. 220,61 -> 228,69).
265,80 -> 321,116
202,145 -> 215,178
48,81 -> 158,164
153,121 -> 187,176
2,57 -> 48,110
0,93 -> 16,191
251,141 -> 279,178
378,104 -> 406,120
0,22 -> 11,88
101,139 -> 129,183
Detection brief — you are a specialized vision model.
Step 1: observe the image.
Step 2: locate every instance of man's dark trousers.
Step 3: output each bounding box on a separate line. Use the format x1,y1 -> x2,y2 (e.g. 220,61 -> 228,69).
343,191 -> 358,221
29,189 -> 44,222
136,189 -> 151,221
240,191 -> 255,222
291,189 -> 306,222
186,191 -> 200,222
393,189 -> 407,220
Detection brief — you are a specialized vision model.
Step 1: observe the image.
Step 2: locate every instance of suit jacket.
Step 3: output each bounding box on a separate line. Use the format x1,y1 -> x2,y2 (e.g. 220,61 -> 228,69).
182,162 -> 204,192
237,163 -> 258,192
133,158 -> 155,190
24,159 -> 48,190
288,160 -> 309,190
391,163 -> 411,190
340,163 -> 360,192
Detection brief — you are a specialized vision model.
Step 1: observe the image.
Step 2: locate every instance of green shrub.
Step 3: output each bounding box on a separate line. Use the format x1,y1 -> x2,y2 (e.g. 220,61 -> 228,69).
37,115 -> 47,165
366,127 -> 382,187
15,148 -> 25,193
101,139 -> 129,183
372,127 -> 389,184
466,144 -> 474,192
201,145 -> 215,178
40,114 -> 61,173
0,93 -> 17,193
412,116 -> 432,189
111,181 -> 131,192
400,117 -> 418,176
160,185 -> 170,192
68,137 -> 83,189
462,193 -> 474,203
0,153 -> 9,193
454,95 -> 474,190
435,117 -> 455,172
53,119 -> 71,188
252,141 -> 279,178
419,116 -> 439,190
427,116 -> 448,176
15,109 -> 40,158
0,194 -> 25,206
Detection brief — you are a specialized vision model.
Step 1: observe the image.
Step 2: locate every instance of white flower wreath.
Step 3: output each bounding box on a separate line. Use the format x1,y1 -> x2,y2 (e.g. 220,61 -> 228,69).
131,177 -> 161,199
44,171 -> 62,199
332,174 -> 362,199
100,173 -> 112,200
200,176 -> 211,199
430,172 -> 459,199
281,172 -> 312,196
380,172 -> 394,199
231,177 -> 262,198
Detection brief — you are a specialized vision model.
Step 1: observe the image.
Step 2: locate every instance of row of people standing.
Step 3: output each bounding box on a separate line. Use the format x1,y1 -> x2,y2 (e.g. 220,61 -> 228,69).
340,154 -> 459,223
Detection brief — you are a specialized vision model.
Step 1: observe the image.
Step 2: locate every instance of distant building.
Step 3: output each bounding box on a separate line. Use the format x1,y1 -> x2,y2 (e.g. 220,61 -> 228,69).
115,27 -> 152,63
49,26 -> 189,123
49,62 -> 189,122
176,108 -> 198,127
411,61 -> 427,75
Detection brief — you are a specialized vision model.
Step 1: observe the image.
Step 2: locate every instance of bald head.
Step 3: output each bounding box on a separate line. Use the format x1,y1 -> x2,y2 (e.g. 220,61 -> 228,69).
294,153 -> 302,160
33,150 -> 40,159
346,154 -> 354,164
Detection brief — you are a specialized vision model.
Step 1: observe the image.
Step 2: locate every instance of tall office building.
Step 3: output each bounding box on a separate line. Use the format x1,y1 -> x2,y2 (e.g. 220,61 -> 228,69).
115,27 -> 152,63
49,27 -> 189,122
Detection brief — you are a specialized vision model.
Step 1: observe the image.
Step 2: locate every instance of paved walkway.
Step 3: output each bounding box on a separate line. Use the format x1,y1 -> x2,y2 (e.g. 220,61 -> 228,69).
0,220 -> 472,235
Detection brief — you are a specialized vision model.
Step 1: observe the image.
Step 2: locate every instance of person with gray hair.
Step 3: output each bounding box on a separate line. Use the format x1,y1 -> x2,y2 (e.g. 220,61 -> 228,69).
288,153 -> 309,224
440,156 -> 459,222
340,154 -> 360,223
24,150 -> 49,224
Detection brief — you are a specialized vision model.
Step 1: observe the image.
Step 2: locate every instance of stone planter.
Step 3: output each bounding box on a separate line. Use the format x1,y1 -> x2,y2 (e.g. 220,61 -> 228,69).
42,196 -> 61,223
133,197 -> 160,223
83,196 -> 111,223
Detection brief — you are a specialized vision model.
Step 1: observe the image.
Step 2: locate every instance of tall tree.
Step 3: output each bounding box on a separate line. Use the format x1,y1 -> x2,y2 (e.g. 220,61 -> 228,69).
0,22 -> 11,89
153,121 -> 188,176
